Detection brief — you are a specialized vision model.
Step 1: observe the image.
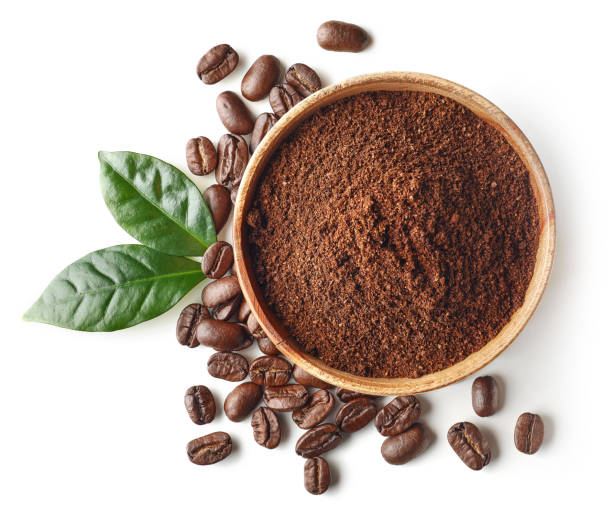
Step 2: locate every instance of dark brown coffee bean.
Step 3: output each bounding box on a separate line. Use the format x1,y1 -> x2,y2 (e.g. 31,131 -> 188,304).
184,385 -> 216,425
448,422 -> 491,470
264,384 -> 308,411
250,112 -> 278,153
213,294 -> 242,321
257,337 -> 279,355
269,83 -> 303,117
186,432 -> 232,465
286,63 -> 321,97
246,312 -> 265,339
224,382 -> 262,422
197,44 -> 239,84
195,318 -> 248,351
514,412 -> 544,454
185,136 -> 216,176
381,423 -> 430,465
207,352 -> 249,382
304,457 -> 330,495
336,388 -> 375,403
216,91 -> 254,135
335,397 -> 377,433
293,389 -> 334,429
201,241 -> 234,279
241,55 -> 280,101
237,299 -> 251,322
201,275 -> 241,308
203,184 -> 232,233
216,134 -> 249,187
176,303 -> 210,348
249,356 -> 293,386
295,423 -> 342,458
472,376 -> 499,417
230,184 -> 240,205
316,21 -> 368,52
293,366 -> 331,389
251,407 -> 281,449
375,395 -> 421,436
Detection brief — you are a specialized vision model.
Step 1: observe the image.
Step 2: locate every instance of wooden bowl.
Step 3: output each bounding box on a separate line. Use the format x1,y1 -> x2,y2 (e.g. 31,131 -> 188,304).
233,72 -> 555,395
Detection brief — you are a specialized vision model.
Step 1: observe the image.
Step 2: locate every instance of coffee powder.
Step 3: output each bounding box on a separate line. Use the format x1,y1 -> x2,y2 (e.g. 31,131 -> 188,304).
247,91 -> 539,378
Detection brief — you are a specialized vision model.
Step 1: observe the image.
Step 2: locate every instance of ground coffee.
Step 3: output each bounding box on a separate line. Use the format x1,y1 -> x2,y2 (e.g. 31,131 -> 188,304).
247,91 -> 539,378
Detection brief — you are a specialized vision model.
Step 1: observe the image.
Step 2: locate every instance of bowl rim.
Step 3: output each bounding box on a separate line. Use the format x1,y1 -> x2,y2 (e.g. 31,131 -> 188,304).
233,71 -> 556,395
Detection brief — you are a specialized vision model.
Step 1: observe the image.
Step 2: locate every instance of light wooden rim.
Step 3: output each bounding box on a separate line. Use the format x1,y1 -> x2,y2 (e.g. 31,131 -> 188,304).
233,72 -> 556,395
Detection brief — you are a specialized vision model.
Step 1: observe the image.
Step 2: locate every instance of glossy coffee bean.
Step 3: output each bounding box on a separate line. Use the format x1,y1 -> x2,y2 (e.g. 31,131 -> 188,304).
246,312 -> 265,339
184,385 -> 216,425
241,55 -> 280,101
336,388 -> 375,403
216,91 -> 254,135
293,389 -> 335,429
176,303 -> 210,348
447,422 -> 491,470
195,318 -> 248,351
304,457 -> 330,495
203,184 -> 232,233
212,294 -> 242,321
230,184 -> 239,205
295,423 -> 342,458
514,412 -> 544,454
264,384 -> 308,411
224,382 -> 262,422
258,338 -> 279,355
375,395 -> 421,436
251,407 -> 281,449
250,112 -> 277,153
249,356 -> 293,386
201,275 -> 241,308
201,241 -> 234,279
316,20 -> 368,52
216,134 -> 249,187
335,397 -> 377,433
237,299 -> 251,322
186,136 -> 216,175
472,376 -> 499,417
381,423 -> 430,465
269,83 -> 303,117
286,63 -> 321,97
293,366 -> 331,389
186,432 -> 232,465
207,352 -> 249,382
196,44 -> 239,84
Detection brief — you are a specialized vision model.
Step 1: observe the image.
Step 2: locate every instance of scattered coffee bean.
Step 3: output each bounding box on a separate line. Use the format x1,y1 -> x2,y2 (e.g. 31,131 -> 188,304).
195,318 -> 248,351
316,20 -> 368,52
293,366 -> 332,389
216,134 -> 249,187
246,312 -> 265,339
249,356 -> 293,386
375,395 -> 421,436
241,55 -> 280,101
184,385 -> 216,425
187,431 -> 232,465
304,457 -> 330,495
230,184 -> 239,205
176,303 -> 210,348
264,384 -> 308,411
269,83 -> 303,117
336,388 -> 374,403
447,422 -> 491,470
201,275 -> 241,308
185,136 -> 216,175
237,299 -> 251,322
335,396 -> 377,433
224,382 -> 262,422
250,112 -> 278,153
292,389 -> 334,429
295,423 -> 342,458
472,376 -> 500,417
216,91 -> 254,135
257,338 -> 279,355
196,44 -> 239,84
203,184 -> 232,233
286,63 -> 321,97
213,294 -> 243,321
207,352 -> 249,382
201,241 -> 234,279
251,407 -> 281,449
381,423 -> 430,465
514,412 -> 544,454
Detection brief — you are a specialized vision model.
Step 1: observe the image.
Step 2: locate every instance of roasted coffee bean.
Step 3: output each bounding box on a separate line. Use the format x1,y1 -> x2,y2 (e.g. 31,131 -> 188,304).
201,275 -> 241,308
514,412 -> 544,454
375,395 -> 421,436
316,20 -> 368,52
251,407 -> 281,449
245,312 -> 265,339
201,241 -> 234,279
187,432 -> 232,465
195,318 -> 248,351
293,366 -> 331,389
230,184 -> 239,205
197,44 -> 239,84
286,63 -> 321,97
269,83 -> 303,117
213,294 -> 243,321
250,112 -> 278,153
241,55 -> 280,101
257,337 -> 279,356
176,303 -> 210,348
304,457 -> 330,495
203,184 -> 232,233
293,389 -> 334,429
381,423 -> 430,465
207,352 -> 249,382
249,356 -> 293,386
216,134 -> 249,187
264,384 -> 308,411
335,397 -> 377,433
472,376 -> 499,417
295,423 -> 342,458
237,299 -> 251,322
447,422 -> 491,470
186,136 -> 216,175
184,385 -> 216,425
216,91 -> 254,135
336,388 -> 375,403
224,382 -> 262,422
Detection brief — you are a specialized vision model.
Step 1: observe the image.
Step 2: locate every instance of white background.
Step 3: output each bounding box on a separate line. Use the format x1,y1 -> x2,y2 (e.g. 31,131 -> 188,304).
1,0 -> 610,512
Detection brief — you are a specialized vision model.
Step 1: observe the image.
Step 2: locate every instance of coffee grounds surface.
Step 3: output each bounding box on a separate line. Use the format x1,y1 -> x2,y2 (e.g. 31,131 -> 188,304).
246,91 -> 539,378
